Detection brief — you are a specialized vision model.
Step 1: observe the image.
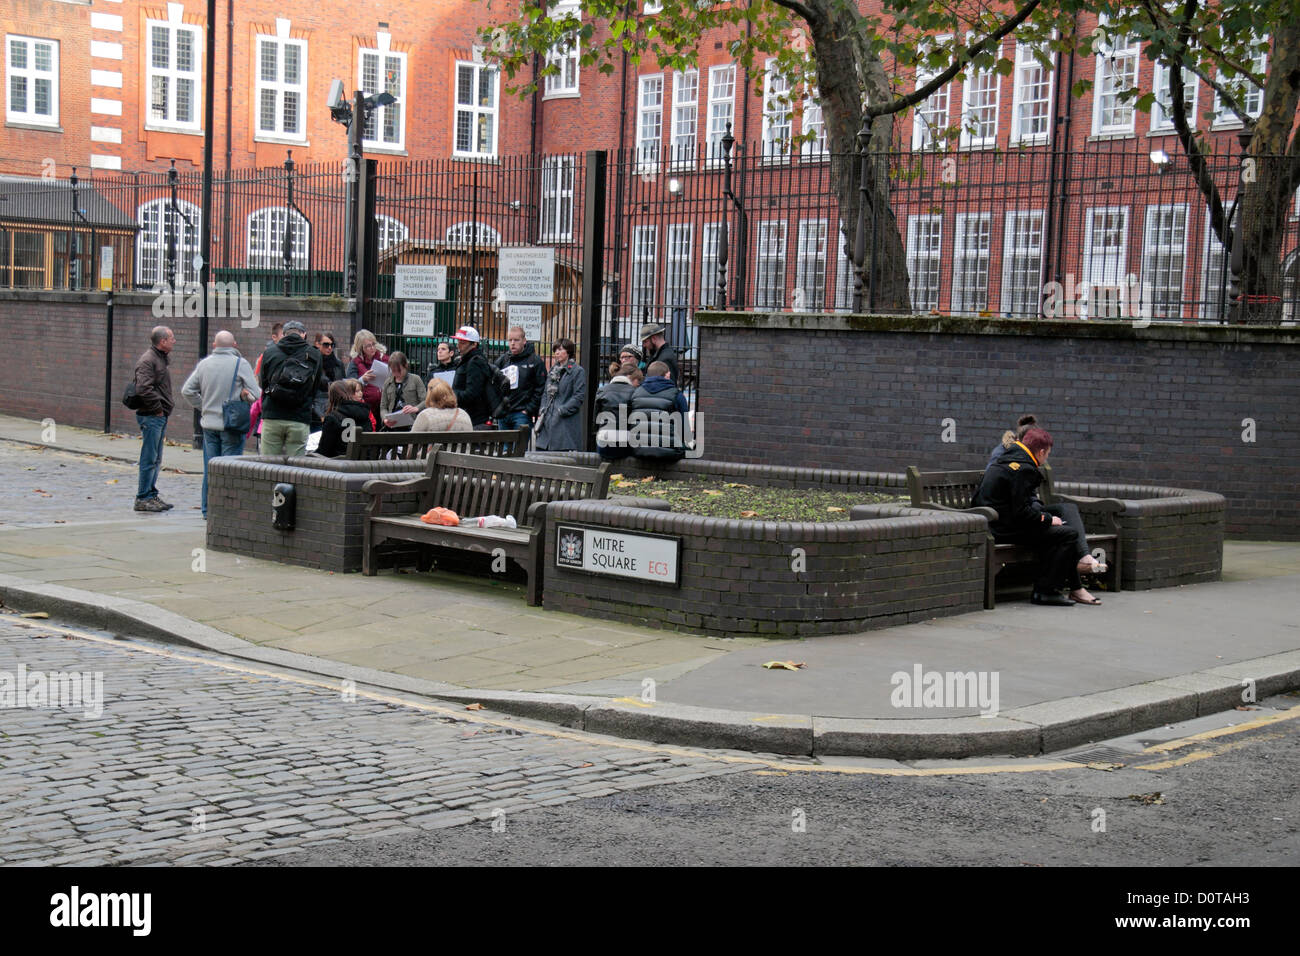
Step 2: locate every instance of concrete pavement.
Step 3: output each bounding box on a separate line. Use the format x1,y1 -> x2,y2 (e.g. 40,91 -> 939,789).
3,412 -> 1298,758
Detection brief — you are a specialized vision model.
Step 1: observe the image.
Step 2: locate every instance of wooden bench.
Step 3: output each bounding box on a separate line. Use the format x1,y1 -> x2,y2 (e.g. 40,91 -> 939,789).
344,428 -> 527,461
906,465 -> 1123,609
361,448 -> 611,605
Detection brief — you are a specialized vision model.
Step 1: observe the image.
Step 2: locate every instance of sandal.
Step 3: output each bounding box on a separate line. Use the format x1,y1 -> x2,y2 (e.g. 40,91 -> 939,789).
1070,593 -> 1103,606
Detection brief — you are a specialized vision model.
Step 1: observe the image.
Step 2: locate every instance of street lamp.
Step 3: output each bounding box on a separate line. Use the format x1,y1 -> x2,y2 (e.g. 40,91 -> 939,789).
851,114 -> 873,314
1227,121 -> 1255,324
717,123 -> 746,310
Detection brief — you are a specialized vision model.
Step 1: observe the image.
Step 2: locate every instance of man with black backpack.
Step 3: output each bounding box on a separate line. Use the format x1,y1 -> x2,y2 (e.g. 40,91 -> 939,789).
452,325 -> 507,428
258,320 -> 322,456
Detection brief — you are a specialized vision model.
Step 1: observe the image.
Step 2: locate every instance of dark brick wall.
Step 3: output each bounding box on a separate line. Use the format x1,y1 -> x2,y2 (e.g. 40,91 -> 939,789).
0,291 -> 350,438
543,500 -> 988,638
697,313 -> 1300,540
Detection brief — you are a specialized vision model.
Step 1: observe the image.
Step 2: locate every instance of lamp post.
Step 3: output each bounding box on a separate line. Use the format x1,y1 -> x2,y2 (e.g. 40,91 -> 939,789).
165,160 -> 179,291
851,114 -> 873,314
717,123 -> 746,310
282,150 -> 295,296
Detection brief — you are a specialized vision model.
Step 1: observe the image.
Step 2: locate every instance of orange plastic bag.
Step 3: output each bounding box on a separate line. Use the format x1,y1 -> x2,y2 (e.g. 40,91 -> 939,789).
419,507 -> 460,526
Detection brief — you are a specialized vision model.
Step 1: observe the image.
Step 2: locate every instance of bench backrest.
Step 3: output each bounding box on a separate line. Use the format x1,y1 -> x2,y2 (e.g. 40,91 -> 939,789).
906,466 -> 985,509
421,449 -> 611,526
345,428 -> 527,461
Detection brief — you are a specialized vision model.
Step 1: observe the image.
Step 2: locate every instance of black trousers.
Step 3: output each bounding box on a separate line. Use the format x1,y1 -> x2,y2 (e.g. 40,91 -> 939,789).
998,502 -> 1090,593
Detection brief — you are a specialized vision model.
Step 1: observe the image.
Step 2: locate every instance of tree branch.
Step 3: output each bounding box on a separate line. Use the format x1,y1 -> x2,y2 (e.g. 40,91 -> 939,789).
766,0 -> 826,32
875,0 -> 1041,118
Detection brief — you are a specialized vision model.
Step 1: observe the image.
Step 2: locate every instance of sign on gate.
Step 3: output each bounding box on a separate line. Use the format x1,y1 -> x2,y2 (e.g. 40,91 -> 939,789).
497,247 -> 555,303
402,302 -> 439,336
394,264 -> 448,300
508,303 -> 543,341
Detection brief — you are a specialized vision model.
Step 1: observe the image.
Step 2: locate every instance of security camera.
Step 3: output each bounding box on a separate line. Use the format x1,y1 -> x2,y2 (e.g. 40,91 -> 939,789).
327,79 -> 345,111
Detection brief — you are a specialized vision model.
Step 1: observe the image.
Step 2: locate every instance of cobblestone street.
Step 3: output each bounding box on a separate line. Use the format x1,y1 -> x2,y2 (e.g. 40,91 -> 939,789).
0,614 -> 748,865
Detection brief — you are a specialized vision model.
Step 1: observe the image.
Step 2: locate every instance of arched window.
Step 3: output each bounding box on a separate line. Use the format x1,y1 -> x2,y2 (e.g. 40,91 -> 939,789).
246,207 -> 310,269
375,214 -> 409,252
445,221 -> 500,246
137,198 -> 201,288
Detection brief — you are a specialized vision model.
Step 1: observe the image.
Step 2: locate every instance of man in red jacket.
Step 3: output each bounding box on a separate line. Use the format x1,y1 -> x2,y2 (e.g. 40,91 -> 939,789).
133,326 -> 175,513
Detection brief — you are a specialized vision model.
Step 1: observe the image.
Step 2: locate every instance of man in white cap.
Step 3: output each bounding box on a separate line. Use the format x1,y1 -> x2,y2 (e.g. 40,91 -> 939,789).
640,322 -> 679,384
451,325 -> 494,427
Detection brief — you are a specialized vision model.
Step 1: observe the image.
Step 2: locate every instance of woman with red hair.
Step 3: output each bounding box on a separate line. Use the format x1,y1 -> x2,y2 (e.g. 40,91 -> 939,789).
974,427 -> 1106,606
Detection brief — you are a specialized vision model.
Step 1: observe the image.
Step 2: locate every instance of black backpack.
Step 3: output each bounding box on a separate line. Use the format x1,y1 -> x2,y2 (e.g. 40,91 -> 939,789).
121,381 -> 142,410
266,350 -> 317,406
484,357 -> 513,419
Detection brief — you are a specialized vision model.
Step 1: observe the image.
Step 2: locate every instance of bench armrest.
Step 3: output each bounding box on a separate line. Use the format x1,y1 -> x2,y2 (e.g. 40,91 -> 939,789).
525,500 -> 548,529
360,476 -> 430,498
1054,493 -> 1124,515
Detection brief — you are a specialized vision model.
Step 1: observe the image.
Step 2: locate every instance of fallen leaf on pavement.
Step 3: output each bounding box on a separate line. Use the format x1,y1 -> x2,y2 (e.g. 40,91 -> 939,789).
465,702 -> 484,711
21,612 -> 50,619
1128,792 -> 1165,805
1086,762 -> 1124,771
762,660 -> 806,670
105,479 -> 118,484
33,489 -> 53,497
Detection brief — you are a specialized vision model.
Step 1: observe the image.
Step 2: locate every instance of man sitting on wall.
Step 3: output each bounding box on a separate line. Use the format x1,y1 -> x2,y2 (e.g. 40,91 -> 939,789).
628,361 -> 689,461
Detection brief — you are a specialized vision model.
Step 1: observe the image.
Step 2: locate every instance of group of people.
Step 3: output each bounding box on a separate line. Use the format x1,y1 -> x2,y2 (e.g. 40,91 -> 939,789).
974,414 -> 1107,607
130,318 -> 686,518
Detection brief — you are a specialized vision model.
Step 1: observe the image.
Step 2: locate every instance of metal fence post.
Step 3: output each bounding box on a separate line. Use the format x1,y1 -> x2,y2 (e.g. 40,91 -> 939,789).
579,150 -> 606,452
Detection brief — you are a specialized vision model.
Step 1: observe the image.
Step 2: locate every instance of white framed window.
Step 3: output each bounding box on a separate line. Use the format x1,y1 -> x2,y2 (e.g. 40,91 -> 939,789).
906,214 -> 943,311
959,43 -> 1001,149
1010,41 -> 1052,145
952,212 -> 991,312
912,36 -> 951,150
6,36 -> 58,126
754,219 -> 787,308
700,221 -> 723,308
630,224 -> 658,314
1152,61 -> 1198,132
636,74 -> 663,171
454,60 -> 497,158
670,69 -> 698,167
833,230 -> 854,312
246,207 -> 309,270
794,219 -> 828,310
1001,210 -> 1044,317
801,89 -> 827,158
375,214 -> 409,252
147,14 -> 201,130
256,32 -> 306,140
136,199 -> 201,288
705,64 -> 735,165
544,0 -> 580,97
445,222 -> 501,245
1081,206 -> 1129,317
665,223 -> 692,311
1092,21 -> 1139,136
362,43 -> 407,149
1142,203 -> 1188,319
1213,35 -> 1267,126
761,59 -> 792,160
1200,206 -> 1236,321
540,155 -> 576,243
643,1 -> 663,12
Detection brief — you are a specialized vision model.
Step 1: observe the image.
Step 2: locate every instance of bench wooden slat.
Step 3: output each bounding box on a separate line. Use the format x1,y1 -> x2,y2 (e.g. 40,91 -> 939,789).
345,428 -> 527,461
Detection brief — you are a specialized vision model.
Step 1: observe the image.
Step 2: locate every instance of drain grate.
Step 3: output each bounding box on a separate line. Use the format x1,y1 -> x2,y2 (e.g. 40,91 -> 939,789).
1060,746 -> 1135,764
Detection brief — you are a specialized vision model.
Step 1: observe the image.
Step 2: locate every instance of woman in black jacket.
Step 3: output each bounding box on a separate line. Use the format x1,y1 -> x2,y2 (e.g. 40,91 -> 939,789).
312,333 -> 346,430
972,427 -> 1105,606
316,379 -> 372,457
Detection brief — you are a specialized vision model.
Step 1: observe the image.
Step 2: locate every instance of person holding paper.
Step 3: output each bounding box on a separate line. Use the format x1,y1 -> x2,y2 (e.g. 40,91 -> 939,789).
346,330 -> 387,425
494,325 -> 547,440
379,351 -> 425,431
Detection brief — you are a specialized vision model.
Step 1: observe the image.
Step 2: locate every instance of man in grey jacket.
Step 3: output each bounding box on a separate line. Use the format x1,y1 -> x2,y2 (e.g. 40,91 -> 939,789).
182,330 -> 260,517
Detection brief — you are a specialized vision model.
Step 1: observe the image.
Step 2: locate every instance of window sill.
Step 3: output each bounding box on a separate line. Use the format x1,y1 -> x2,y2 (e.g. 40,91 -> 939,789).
451,154 -> 500,164
543,89 -> 581,100
362,144 -> 408,156
1146,127 -> 1193,137
5,120 -> 62,132
145,123 -> 202,136
1009,136 -> 1050,148
1088,131 -> 1136,142
255,134 -> 309,147
958,141 -> 997,151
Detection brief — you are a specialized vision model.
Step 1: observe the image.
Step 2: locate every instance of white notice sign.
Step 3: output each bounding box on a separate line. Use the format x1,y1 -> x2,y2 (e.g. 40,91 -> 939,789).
555,525 -> 680,585
395,264 -> 448,300
507,303 -> 543,342
497,246 -> 555,303
403,302 -> 439,336
99,246 -> 114,291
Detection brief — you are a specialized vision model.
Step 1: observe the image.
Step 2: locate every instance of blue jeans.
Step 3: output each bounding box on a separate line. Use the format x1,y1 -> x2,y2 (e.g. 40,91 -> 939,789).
136,413 -> 167,501
495,410 -> 532,452
201,427 -> 247,517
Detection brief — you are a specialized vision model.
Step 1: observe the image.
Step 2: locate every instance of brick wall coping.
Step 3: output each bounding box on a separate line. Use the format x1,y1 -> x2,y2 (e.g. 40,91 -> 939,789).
1055,481 -> 1228,518
0,289 -> 351,312
528,452 -> 907,489
694,310 -> 1300,346
208,455 -> 417,490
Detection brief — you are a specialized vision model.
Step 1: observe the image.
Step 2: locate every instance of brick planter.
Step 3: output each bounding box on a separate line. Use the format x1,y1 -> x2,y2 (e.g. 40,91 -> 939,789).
206,456 -> 423,573
542,500 -> 989,638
